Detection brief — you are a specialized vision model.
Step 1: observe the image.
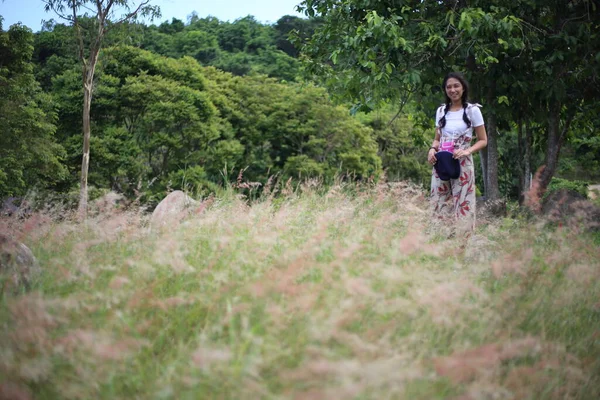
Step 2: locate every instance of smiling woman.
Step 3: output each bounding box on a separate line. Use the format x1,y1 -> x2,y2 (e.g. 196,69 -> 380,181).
0,0 -> 304,31
427,72 -> 488,238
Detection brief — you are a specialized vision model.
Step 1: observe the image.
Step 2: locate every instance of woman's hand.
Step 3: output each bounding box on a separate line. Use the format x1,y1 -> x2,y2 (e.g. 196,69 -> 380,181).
453,148 -> 471,159
428,148 -> 437,165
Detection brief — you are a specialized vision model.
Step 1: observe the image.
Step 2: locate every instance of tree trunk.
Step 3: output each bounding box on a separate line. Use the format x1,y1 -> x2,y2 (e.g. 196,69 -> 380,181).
539,101 -> 573,193
77,48 -> 100,218
518,121 -> 533,205
479,145 -> 488,198
485,83 -> 500,201
524,122 -> 532,195
517,120 -> 523,201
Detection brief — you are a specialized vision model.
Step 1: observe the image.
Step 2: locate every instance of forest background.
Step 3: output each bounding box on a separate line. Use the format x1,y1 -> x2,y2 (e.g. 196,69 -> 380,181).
1,0 -> 599,210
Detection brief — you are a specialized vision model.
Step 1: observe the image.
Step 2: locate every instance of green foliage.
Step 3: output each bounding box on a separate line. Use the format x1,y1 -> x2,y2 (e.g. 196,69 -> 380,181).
0,23 -> 67,198
140,15 -> 301,81
201,69 -> 382,184
173,30 -> 220,64
38,43 -> 381,203
86,126 -> 144,194
284,155 -> 324,178
297,0 -> 600,201
18,4 -> 597,206
49,46 -> 223,199
273,15 -> 323,58
356,107 -> 430,187
546,177 -> 589,198
567,116 -> 600,183
297,1 -> 460,108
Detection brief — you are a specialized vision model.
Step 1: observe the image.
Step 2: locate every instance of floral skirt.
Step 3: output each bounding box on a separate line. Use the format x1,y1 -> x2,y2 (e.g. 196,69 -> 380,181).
430,154 -> 476,237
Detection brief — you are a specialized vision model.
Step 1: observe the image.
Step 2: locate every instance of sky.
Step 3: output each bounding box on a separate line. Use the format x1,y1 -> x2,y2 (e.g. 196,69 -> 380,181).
0,0 -> 305,31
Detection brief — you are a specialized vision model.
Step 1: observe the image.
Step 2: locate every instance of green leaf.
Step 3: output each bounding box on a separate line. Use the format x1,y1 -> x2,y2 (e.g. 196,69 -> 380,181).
447,11 -> 456,27
497,96 -> 510,106
330,50 -> 339,65
459,12 -> 472,31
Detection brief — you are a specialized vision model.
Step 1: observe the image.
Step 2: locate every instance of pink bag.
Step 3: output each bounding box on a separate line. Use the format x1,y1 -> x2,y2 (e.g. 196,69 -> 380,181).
440,140 -> 454,153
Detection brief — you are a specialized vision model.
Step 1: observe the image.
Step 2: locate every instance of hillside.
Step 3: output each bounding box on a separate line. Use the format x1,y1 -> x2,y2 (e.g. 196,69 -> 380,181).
1,183 -> 599,399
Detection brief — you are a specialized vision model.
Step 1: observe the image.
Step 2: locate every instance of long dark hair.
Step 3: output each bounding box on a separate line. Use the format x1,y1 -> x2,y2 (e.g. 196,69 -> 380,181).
438,72 -> 471,129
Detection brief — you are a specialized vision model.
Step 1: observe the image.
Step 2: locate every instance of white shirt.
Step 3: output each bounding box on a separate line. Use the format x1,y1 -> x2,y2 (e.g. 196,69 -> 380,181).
435,104 -> 484,143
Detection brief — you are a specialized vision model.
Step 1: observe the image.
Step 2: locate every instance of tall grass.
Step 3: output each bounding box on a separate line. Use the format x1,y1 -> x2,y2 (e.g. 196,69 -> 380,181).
1,182 -> 599,399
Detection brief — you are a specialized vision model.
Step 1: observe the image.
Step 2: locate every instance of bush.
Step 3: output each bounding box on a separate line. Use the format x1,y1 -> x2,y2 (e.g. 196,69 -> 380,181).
546,177 -> 589,198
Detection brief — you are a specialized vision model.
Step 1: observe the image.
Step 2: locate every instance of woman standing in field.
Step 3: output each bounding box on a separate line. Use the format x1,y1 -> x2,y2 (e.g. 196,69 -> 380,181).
427,72 -> 487,236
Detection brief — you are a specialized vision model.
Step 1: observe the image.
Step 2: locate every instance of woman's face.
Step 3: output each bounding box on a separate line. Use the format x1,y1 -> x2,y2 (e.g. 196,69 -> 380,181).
445,78 -> 464,103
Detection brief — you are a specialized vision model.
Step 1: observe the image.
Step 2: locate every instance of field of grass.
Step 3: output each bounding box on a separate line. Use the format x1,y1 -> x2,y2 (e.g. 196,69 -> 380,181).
1,182 -> 599,399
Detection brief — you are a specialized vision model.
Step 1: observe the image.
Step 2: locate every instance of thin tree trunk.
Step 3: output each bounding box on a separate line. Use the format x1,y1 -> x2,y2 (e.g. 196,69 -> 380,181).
485,83 -> 500,201
58,0 -> 154,217
78,71 -> 91,218
479,146 -> 488,198
517,119 -> 524,201
523,121 -> 532,199
77,48 -> 100,218
539,101 -> 574,192
518,121 -> 533,205
539,111 -> 560,192
517,119 -> 532,204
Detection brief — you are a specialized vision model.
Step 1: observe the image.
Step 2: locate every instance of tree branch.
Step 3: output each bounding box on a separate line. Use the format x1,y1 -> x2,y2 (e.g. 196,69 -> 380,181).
559,108 -> 576,143
115,0 -> 150,25
70,1 -> 86,65
386,88 -> 414,127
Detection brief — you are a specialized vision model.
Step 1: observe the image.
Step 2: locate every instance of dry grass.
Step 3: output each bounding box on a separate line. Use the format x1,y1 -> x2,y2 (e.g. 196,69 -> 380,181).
1,182 -> 599,399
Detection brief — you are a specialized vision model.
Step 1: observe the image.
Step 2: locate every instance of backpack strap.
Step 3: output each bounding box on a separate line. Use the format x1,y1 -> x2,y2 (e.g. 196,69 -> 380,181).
436,104 -> 446,125
466,103 -> 482,126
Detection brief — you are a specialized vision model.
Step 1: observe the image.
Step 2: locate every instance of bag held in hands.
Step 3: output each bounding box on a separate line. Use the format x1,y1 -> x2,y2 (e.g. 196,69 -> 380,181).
434,150 -> 461,181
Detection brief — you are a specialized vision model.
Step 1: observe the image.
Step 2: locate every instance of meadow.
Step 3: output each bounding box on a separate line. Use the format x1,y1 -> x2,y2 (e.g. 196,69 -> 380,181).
1,182 -> 599,399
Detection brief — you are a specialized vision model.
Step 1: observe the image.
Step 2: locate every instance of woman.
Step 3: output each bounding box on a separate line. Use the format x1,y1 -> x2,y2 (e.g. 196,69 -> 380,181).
427,72 -> 487,236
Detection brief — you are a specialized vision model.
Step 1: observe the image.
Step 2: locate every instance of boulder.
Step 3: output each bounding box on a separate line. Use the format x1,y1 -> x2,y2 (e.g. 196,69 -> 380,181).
1,197 -> 32,218
150,190 -> 199,229
588,184 -> 600,201
1,197 -> 20,216
90,191 -> 126,214
0,234 -> 40,294
476,196 -> 507,219
542,189 -> 600,232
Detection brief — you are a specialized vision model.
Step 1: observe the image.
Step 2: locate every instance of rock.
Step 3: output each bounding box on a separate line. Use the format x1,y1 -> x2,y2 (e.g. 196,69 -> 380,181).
90,191 -> 126,214
0,234 -> 40,294
150,190 -> 199,229
542,189 -> 586,215
588,184 -> 600,200
1,197 -> 20,216
476,196 -> 507,219
542,189 -> 600,232
1,197 -> 32,218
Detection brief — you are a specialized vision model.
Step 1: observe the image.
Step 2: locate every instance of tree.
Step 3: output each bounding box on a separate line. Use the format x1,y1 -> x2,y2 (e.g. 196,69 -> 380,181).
200,68 -> 382,184
42,0 -> 160,217
297,0 -> 600,202
515,0 -> 600,195
50,45 -> 225,202
0,20 -> 67,198
356,106 -> 431,187
138,16 -> 301,81
274,15 -> 323,58
173,30 -> 219,64
296,1 -> 528,200
47,44 -> 381,201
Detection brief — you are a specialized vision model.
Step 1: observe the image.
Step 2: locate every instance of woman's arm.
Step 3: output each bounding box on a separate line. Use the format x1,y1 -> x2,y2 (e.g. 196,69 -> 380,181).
454,125 -> 487,159
428,128 -> 441,164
